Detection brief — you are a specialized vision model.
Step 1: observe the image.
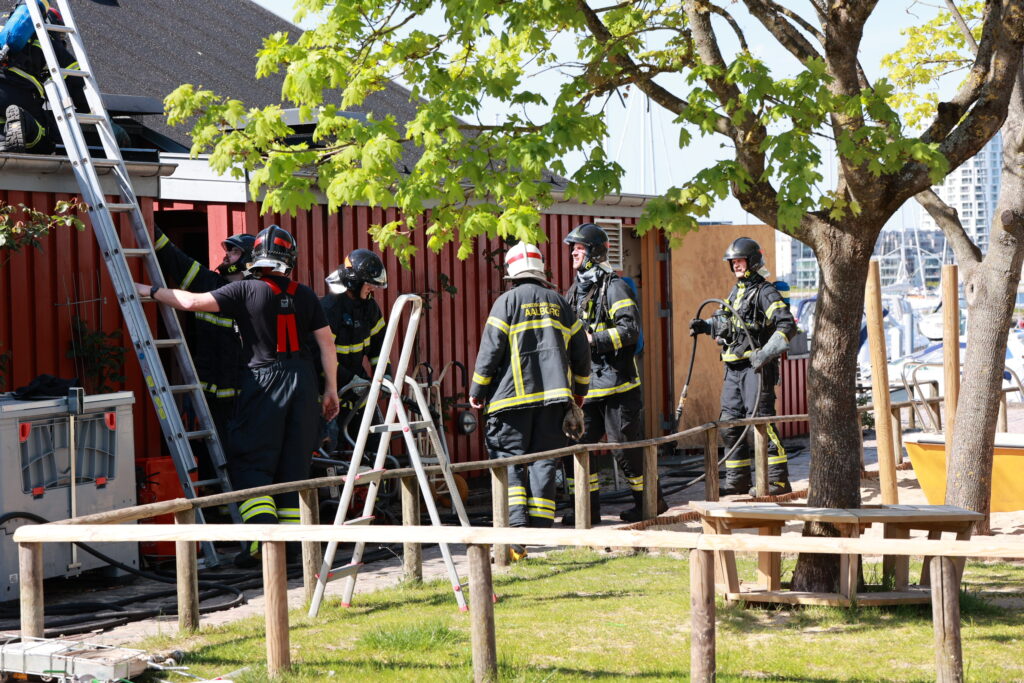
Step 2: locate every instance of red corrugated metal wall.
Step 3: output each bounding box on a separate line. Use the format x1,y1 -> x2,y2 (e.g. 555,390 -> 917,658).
778,356 -> 809,437
2,193 -> 653,471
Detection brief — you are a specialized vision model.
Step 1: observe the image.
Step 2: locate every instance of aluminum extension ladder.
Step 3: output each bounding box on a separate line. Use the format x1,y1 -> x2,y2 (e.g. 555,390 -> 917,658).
28,0 -> 239,565
308,294 -> 472,616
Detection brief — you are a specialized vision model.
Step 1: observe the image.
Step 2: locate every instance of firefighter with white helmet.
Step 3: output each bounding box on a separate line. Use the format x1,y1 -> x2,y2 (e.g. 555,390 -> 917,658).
469,242 -> 591,556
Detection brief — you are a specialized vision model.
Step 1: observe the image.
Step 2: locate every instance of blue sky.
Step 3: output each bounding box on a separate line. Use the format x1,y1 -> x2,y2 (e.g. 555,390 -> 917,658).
251,1 -> 949,226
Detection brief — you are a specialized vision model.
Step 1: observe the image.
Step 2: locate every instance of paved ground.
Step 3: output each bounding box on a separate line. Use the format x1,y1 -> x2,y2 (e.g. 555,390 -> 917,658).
9,404 -> 1024,655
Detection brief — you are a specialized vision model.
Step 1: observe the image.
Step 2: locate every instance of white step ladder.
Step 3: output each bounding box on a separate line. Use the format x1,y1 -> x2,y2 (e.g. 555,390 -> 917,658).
28,0 -> 240,564
308,294 -> 473,616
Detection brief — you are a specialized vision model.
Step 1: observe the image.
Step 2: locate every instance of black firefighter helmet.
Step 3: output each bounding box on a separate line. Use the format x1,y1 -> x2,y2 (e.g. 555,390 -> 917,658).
217,233 -> 256,277
249,225 -> 297,274
326,248 -> 388,294
564,222 -> 609,269
723,237 -> 764,273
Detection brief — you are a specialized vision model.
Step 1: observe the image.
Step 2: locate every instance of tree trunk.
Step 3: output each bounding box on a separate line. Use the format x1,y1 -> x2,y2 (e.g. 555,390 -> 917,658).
792,221 -> 877,592
946,92 -> 1024,528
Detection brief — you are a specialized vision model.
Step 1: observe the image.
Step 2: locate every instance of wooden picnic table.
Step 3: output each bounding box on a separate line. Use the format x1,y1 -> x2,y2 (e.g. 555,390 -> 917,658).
689,502 -> 983,607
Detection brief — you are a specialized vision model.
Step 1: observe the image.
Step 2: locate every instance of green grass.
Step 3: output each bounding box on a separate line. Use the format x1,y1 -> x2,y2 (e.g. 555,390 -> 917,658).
135,551 -> 1024,682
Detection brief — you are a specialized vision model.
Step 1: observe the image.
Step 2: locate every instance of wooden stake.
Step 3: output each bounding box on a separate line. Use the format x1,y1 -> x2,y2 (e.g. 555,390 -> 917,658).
704,426 -> 719,501
174,508 -> 200,633
690,548 -> 716,683
930,555 -> 964,683
865,259 -> 899,503
491,467 -> 509,566
401,476 -> 423,582
263,541 -> 290,676
642,444 -> 658,519
573,449 -> 591,530
942,264 -> 960,446
468,544 -> 498,683
299,489 -> 321,605
19,542 -> 43,638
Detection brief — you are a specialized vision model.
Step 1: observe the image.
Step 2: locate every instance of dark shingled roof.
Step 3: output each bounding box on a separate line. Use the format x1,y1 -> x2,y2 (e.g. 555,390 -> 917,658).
62,0 -> 423,159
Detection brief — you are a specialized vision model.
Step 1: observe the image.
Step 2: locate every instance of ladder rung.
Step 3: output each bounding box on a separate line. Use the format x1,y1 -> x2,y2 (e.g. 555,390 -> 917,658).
43,23 -> 73,33
369,420 -> 433,434
186,430 -> 215,440
76,113 -> 105,125
121,248 -> 150,257
192,478 -> 228,488
152,339 -> 183,349
317,562 -> 362,582
343,516 -> 374,526
169,383 -> 200,394
105,202 -> 136,212
60,67 -> 89,78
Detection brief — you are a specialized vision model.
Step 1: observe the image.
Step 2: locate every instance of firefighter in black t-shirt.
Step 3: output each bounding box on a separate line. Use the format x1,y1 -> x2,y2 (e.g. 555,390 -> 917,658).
136,225 -> 339,567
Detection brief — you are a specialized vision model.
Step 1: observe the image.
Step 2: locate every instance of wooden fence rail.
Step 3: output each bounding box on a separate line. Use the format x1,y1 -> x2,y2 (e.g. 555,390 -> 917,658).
14,523 -> 1024,681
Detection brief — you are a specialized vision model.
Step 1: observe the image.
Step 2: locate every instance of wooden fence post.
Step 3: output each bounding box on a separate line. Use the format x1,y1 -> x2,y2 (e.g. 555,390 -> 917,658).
754,424 -> 768,497
890,406 -> 904,465
942,264 -> 960,446
930,555 -> 964,683
573,448 -> 591,529
174,508 -> 200,633
704,426 -> 719,501
263,540 -> 291,676
866,259 -> 899,503
468,544 -> 498,683
19,542 -> 43,639
642,444 -> 658,519
690,548 -> 716,683
299,488 -> 321,605
491,468 -> 509,566
401,476 -> 423,582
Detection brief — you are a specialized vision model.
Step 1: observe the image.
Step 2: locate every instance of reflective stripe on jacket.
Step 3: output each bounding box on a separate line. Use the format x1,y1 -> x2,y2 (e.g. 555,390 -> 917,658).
567,274 -> 641,398
470,281 -> 591,415
719,275 -> 796,365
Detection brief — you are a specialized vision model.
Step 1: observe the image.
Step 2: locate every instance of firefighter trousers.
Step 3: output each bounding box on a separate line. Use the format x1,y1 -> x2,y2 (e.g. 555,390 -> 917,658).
227,357 -> 321,527
562,387 -> 645,498
485,405 -> 567,528
720,362 -> 788,486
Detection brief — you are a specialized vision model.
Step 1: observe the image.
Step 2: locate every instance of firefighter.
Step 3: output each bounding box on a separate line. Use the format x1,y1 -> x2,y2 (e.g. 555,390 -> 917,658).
320,249 -> 388,452
0,2 -> 87,154
153,227 -> 254,447
561,222 -> 666,524
135,225 -> 339,567
469,242 -> 590,556
689,237 -> 796,496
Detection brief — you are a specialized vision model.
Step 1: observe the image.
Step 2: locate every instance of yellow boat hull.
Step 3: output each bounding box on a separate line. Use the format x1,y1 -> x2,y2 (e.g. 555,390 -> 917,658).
904,432 -> 1024,512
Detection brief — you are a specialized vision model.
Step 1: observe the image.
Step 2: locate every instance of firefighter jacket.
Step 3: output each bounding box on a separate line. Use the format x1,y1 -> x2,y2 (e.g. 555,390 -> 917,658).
470,280 -> 591,415
717,273 -> 796,366
154,229 -> 244,400
320,292 -> 386,387
566,271 -> 641,399
1,32 -> 86,111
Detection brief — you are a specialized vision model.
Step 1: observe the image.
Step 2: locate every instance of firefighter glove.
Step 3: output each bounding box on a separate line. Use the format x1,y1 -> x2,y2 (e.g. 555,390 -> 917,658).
689,318 -> 709,337
750,331 -> 790,371
563,401 -> 585,441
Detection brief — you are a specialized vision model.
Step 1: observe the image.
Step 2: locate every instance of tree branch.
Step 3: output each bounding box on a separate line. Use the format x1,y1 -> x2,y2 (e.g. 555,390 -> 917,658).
915,188 -> 982,267
739,0 -> 822,62
574,0 -> 734,135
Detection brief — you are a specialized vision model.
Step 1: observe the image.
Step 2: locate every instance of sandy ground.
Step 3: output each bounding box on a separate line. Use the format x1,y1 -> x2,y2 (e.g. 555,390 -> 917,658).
22,408 -> 1024,655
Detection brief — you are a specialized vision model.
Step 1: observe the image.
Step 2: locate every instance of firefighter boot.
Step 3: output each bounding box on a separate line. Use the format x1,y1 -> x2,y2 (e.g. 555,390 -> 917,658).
719,469 -> 752,496
619,489 -> 668,523
2,105 -> 52,154
749,462 -> 792,497
560,490 -> 601,527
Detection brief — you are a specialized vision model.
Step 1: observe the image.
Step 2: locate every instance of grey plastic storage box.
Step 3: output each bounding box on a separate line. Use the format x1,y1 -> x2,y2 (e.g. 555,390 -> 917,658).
0,391 -> 138,600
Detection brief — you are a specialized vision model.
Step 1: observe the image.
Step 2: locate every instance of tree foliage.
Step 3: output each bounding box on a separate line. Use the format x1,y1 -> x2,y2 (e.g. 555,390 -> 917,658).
166,1 -> 966,264
0,198 -> 85,264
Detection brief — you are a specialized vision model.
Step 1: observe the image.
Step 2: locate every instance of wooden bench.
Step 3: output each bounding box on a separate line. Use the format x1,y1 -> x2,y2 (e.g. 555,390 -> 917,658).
690,501 -> 983,606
